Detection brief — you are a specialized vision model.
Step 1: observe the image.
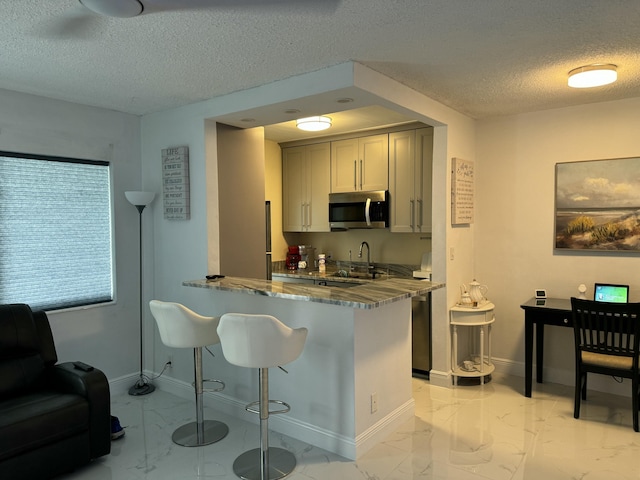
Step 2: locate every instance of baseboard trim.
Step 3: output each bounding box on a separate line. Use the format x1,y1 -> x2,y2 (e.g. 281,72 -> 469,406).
354,398 -> 415,458
427,369 -> 452,388
491,357 -> 634,398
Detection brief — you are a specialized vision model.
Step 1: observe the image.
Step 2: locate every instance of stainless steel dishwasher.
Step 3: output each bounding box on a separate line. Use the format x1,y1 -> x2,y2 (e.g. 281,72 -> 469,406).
412,271 -> 432,377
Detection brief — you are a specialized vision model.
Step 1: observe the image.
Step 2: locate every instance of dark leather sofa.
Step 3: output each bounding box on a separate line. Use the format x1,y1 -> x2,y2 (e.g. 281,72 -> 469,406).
0,304 -> 111,479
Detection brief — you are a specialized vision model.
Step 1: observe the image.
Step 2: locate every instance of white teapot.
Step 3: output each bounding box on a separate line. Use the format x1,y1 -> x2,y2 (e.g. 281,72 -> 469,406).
466,280 -> 488,303
459,286 -> 473,305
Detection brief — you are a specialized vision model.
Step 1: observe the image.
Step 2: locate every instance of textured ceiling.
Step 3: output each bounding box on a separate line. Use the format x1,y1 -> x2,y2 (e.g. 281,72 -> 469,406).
2,0 -> 640,127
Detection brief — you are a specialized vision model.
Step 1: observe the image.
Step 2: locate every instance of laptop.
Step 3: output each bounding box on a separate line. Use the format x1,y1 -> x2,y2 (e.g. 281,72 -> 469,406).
594,283 -> 629,303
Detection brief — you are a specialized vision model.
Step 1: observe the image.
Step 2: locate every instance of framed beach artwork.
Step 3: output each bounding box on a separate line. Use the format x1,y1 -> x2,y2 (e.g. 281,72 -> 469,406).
555,157 -> 640,251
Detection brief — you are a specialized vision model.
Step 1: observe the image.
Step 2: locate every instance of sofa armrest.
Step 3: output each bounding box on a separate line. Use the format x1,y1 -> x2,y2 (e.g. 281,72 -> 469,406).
44,363 -> 111,458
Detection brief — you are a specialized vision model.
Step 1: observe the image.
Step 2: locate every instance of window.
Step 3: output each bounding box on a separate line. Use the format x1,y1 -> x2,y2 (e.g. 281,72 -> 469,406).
0,151 -> 113,311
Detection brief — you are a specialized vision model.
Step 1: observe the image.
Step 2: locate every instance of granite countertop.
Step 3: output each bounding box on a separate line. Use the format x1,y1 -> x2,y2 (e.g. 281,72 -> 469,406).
183,275 -> 444,310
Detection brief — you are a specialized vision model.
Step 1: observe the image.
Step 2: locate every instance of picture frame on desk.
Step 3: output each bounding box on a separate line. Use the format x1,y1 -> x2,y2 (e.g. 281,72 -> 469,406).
555,157 -> 640,252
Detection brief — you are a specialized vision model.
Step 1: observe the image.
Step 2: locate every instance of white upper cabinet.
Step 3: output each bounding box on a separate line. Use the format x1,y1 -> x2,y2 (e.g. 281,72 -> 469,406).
389,127 -> 433,233
330,134 -> 389,193
282,143 -> 330,232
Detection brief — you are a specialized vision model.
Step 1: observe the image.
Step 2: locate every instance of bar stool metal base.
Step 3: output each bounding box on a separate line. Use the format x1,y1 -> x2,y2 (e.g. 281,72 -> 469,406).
233,447 -> 296,480
172,420 -> 229,447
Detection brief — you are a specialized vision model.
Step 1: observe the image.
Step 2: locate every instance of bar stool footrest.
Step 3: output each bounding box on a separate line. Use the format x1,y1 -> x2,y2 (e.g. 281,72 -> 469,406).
246,399 -> 291,415
190,378 -> 225,393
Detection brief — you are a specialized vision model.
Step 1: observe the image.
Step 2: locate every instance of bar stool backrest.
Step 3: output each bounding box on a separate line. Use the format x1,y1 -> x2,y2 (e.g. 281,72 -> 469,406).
217,313 -> 308,368
149,300 -> 220,348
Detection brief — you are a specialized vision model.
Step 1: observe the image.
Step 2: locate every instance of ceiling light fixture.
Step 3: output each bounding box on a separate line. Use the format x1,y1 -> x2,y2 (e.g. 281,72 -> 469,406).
296,116 -> 332,132
568,64 -> 617,88
79,0 -> 143,18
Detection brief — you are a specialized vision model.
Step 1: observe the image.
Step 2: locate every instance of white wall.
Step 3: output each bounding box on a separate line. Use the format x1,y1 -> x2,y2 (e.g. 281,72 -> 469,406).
476,97 -> 640,394
0,88 -> 143,383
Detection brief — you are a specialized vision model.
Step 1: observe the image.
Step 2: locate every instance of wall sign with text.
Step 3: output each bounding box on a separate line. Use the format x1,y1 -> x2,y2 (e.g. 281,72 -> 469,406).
451,157 -> 474,225
162,146 -> 190,220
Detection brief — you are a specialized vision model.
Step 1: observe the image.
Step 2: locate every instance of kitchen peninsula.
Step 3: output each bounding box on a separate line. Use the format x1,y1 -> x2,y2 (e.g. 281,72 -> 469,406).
183,275 -> 443,460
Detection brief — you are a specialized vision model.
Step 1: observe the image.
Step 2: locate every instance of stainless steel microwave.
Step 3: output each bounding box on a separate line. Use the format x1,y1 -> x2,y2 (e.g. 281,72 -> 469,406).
328,190 -> 389,230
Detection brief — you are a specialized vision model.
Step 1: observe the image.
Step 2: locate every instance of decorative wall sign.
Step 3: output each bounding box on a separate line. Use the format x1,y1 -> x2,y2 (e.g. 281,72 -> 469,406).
451,157 -> 474,225
555,157 -> 640,251
162,146 -> 190,220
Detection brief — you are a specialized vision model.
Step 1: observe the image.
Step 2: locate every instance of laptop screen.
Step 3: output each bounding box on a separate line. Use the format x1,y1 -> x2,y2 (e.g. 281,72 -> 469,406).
594,283 -> 629,303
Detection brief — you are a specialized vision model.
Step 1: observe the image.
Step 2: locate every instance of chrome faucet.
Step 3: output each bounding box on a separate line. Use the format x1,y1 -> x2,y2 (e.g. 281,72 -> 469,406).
358,241 -> 371,271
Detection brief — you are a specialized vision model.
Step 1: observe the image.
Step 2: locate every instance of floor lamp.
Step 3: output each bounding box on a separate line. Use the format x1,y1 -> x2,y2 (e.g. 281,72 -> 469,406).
125,191 -> 156,396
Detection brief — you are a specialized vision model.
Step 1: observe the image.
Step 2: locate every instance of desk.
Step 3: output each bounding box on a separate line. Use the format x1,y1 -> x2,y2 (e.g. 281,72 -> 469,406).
520,297 -> 572,397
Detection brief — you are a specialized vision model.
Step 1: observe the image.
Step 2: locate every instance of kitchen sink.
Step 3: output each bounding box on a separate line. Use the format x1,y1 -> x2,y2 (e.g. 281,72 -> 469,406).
331,269 -> 388,280
315,279 -> 361,288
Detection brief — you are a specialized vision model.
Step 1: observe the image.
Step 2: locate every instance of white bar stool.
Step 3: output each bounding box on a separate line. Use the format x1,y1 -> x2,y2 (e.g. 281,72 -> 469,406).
149,300 -> 229,447
217,313 -> 308,480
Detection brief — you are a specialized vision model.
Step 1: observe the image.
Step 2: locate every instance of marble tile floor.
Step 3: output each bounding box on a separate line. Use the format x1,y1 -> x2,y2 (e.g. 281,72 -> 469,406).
64,373 -> 640,480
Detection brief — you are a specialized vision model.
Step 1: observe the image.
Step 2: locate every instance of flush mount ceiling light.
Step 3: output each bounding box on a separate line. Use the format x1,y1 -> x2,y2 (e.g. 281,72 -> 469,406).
296,116 -> 332,132
79,0 -> 143,18
568,64 -> 617,88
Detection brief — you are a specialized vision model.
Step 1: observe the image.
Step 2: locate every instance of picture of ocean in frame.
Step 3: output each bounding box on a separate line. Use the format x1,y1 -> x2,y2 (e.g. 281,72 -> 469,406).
555,157 -> 640,251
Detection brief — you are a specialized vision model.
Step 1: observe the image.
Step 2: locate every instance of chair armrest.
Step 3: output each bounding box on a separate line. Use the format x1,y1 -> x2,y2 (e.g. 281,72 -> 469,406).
44,362 -> 111,458
46,362 -> 108,398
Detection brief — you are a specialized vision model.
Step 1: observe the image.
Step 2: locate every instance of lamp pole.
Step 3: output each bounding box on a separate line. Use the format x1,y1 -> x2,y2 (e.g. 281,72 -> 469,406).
125,191 -> 156,396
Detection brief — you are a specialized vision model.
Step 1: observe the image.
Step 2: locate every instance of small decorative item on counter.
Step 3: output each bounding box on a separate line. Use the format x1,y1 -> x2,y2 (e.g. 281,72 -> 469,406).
286,245 -> 301,270
318,253 -> 326,273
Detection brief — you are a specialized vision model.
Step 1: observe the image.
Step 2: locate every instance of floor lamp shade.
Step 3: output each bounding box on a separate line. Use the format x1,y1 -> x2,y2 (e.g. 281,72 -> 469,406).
125,191 -> 155,207
126,190 -> 156,396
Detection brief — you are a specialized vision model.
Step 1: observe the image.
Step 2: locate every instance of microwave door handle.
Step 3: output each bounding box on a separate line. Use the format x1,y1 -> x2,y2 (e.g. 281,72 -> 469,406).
365,197 -> 371,226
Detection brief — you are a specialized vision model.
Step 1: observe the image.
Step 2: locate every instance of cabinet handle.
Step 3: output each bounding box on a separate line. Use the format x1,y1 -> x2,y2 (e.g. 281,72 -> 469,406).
306,203 -> 311,229
417,198 -> 423,230
301,204 -> 305,229
359,159 -> 363,190
410,199 -> 415,228
353,160 -> 357,190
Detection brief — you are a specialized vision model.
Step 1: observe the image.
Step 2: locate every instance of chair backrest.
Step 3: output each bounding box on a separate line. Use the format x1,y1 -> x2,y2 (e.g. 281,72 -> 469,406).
571,297 -> 640,367
0,304 -> 57,397
217,313 -> 308,368
149,300 -> 221,348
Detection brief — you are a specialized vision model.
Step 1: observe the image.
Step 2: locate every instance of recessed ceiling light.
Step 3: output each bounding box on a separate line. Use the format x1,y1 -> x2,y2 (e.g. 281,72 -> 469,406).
568,64 -> 617,88
240,118 -> 256,123
336,98 -> 354,103
296,116 -> 332,132
284,109 -> 301,114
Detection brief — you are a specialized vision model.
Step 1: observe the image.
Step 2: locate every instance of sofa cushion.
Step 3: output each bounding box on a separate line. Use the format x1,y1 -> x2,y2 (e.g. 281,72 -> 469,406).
0,391 -> 89,461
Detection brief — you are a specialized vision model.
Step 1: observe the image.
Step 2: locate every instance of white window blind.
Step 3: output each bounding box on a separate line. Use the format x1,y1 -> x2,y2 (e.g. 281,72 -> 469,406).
0,152 -> 113,311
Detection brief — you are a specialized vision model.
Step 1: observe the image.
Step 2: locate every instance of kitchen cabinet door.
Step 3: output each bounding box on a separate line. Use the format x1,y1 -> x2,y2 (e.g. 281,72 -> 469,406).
283,146 -> 306,231
389,128 -> 433,233
305,142 -> 330,232
330,138 -> 359,193
330,134 -> 389,193
389,130 -> 416,232
282,143 -> 330,232
416,127 -> 433,233
359,134 -> 389,192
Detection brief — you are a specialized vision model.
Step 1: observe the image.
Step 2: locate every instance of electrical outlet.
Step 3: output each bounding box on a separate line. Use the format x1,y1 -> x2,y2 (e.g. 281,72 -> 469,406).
370,392 -> 378,413
166,355 -> 173,368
